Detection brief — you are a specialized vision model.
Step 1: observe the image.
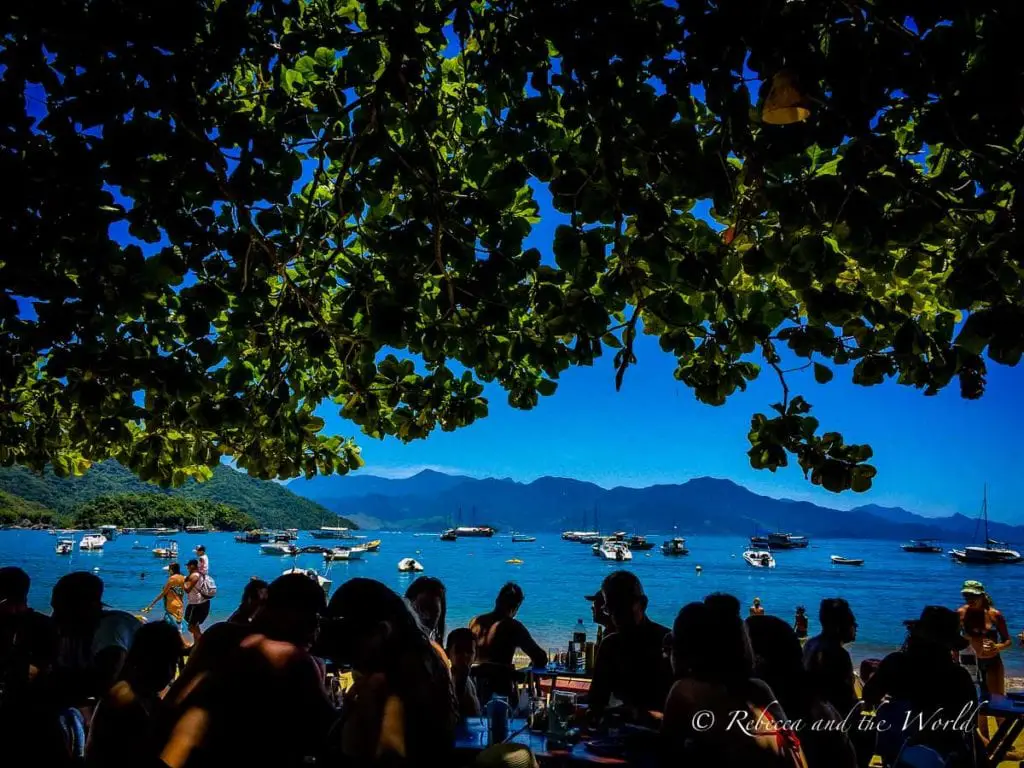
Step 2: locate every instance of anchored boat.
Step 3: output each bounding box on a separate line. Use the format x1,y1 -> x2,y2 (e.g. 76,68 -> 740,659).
398,558 -> 424,573
597,541 -> 632,562
743,549 -> 776,568
830,555 -> 864,566
282,567 -> 332,595
901,539 -> 943,553
260,542 -> 296,556
950,486 -> 1021,565
661,537 -> 689,556
55,538 -> 74,555
79,534 -> 106,551
750,532 -> 809,549
152,539 -> 178,559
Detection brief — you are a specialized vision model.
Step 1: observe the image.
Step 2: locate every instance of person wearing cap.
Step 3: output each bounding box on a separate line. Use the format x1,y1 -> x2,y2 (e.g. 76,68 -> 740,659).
469,582 -> 548,669
958,580 -> 1010,723
587,570 -> 672,721
863,606 -> 978,765
802,597 -> 858,718
50,571 -> 140,706
749,597 -> 765,617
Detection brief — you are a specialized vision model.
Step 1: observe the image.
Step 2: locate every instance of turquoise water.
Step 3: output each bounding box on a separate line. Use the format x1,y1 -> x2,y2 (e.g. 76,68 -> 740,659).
4,530 -> 1024,674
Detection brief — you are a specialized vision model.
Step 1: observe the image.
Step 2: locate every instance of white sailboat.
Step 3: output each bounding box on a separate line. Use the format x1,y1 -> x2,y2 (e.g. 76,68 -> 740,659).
950,486 -> 1021,564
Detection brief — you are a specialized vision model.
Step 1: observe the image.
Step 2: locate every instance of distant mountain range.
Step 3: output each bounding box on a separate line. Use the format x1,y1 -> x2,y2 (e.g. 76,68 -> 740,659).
0,462 -> 356,530
287,469 -> 1018,543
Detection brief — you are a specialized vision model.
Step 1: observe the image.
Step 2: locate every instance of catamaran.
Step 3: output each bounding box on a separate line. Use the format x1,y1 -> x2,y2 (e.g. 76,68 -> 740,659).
950,486 -> 1021,564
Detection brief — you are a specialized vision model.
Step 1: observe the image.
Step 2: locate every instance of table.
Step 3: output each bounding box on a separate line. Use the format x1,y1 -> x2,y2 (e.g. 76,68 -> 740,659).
528,667 -> 593,697
454,717 -> 655,766
982,694 -> 1024,766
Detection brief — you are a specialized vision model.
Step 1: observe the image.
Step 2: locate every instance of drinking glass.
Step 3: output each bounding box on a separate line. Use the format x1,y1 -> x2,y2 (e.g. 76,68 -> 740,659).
547,648 -> 559,671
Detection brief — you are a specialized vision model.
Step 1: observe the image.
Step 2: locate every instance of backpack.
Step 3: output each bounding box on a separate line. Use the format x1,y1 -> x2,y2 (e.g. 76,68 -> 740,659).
198,573 -> 217,599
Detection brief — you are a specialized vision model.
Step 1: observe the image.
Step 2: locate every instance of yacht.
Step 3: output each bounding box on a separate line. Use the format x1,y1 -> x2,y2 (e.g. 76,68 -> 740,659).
55,538 -> 74,555
750,532 -> 809,549
152,539 -> 178,559
452,526 -> 496,538
743,549 -> 776,568
597,541 -> 632,562
661,537 -> 689,556
950,487 -> 1021,564
561,530 -> 600,542
901,539 -> 943,553
98,525 -> 119,541
79,534 -> 106,551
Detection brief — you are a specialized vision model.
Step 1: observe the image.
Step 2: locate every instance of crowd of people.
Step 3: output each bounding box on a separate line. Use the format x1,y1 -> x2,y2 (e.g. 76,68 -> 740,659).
0,560 -> 1016,768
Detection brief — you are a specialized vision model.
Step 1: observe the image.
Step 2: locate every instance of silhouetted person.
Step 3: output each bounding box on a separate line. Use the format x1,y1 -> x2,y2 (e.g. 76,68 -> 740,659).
746,614 -> 856,768
446,627 -> 481,718
470,582 -> 546,668
86,621 -> 183,767
794,606 -> 809,639
588,571 -> 671,720
803,597 -> 858,717
325,578 -> 458,767
664,600 -> 808,768
182,559 -> 210,645
405,576 -> 447,647
227,578 -> 269,625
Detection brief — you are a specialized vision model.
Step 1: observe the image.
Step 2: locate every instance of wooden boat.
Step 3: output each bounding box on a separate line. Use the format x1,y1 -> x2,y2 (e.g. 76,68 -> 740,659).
323,548 -> 350,562
362,539 -> 381,552
950,486 -> 1021,564
901,539 -> 943,553
506,558 -> 523,565
55,538 -> 74,555
661,537 -> 689,556
830,555 -> 864,566
628,535 -> 655,551
79,534 -> 106,551
235,530 -> 271,544
152,538 -> 178,559
743,549 -> 776,568
397,558 -> 424,572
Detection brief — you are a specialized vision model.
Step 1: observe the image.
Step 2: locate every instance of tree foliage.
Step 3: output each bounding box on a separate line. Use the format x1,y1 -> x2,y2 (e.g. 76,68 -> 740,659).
2,1 -> 1022,493
0,489 -> 58,526
73,493 -> 257,531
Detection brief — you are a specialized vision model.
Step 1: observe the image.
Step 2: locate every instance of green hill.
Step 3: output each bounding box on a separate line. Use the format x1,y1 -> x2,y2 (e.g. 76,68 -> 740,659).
0,490 -> 61,527
74,494 -> 257,531
0,462 -> 355,530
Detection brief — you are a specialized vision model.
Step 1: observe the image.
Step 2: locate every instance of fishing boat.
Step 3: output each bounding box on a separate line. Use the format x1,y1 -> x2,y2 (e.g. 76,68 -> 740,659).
79,534 -> 106,551
323,548 -> 351,562
750,532 -> 809,549
310,526 -> 357,540
362,539 -> 381,552
661,537 -> 689,556
55,538 -> 74,555
830,555 -> 864,566
440,528 -> 458,541
235,530 -> 271,544
398,558 -> 424,573
901,539 -> 943,553
270,532 -> 294,543
950,486 -> 1021,564
598,541 -> 632,562
260,542 -> 296,556
152,539 -> 178,559
743,549 -> 776,568
506,558 -> 523,565
628,535 -> 655,551
98,525 -> 119,541
452,526 -> 496,538
282,567 -> 332,595
511,534 -> 536,543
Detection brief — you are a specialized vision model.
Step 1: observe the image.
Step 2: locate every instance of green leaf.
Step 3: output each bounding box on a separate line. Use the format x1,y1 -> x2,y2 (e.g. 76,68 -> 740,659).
813,363 -> 834,384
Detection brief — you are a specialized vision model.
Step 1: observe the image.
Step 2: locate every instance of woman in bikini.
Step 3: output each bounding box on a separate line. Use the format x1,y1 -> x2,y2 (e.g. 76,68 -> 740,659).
958,580 -> 1011,738
142,563 -> 186,636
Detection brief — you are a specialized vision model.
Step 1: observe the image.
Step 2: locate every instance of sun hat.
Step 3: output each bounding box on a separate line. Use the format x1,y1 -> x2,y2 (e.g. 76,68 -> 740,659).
905,606 -> 969,651
961,580 -> 986,596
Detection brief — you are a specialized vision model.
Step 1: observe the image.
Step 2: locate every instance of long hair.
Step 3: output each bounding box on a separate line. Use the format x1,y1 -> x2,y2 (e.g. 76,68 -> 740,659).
673,601 -> 753,686
745,614 -> 813,716
404,576 -> 447,644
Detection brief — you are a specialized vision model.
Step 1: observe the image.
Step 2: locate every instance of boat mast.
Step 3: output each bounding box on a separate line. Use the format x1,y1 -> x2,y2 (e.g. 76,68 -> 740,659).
984,484 -> 990,549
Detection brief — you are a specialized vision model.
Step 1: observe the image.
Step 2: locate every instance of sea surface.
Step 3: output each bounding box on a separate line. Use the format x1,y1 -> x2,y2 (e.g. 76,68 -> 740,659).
4,530 -> 1024,674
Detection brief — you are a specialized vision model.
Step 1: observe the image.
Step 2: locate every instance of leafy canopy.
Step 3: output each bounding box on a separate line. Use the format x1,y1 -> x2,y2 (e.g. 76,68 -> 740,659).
1,1 -> 1021,494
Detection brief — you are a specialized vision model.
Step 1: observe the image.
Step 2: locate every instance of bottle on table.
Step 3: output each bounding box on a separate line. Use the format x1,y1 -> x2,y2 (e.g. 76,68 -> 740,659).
573,618 -> 587,672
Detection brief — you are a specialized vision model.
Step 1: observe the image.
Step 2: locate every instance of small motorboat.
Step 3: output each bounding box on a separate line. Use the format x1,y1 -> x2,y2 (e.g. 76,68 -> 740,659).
511,534 -> 536,543
282,567 -> 332,596
598,541 -> 632,562
79,534 -> 106,551
506,558 -> 523,565
743,549 -> 776,568
661,537 -> 689,556
260,542 -> 296,556
362,539 -> 381,552
55,538 -> 74,555
440,529 -> 458,541
323,548 -> 350,562
398,558 -> 424,572
901,539 -> 943,553
830,555 -> 864,566
152,539 -> 179,559
131,541 -> 148,550
628,535 -> 655,551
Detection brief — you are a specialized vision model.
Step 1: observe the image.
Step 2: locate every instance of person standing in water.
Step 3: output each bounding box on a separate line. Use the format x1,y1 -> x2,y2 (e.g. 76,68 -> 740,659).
749,597 -> 765,617
794,606 -> 808,639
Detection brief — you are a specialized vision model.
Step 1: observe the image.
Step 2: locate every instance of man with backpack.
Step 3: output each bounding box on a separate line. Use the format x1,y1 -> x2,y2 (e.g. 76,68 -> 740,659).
184,559 -> 216,645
